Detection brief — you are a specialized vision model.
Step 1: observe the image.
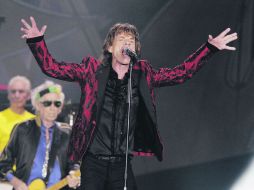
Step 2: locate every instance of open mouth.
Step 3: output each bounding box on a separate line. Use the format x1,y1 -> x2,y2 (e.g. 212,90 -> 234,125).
121,48 -> 127,56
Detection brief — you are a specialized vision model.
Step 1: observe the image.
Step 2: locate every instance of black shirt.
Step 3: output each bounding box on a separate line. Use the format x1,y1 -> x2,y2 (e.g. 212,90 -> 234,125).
89,65 -> 139,156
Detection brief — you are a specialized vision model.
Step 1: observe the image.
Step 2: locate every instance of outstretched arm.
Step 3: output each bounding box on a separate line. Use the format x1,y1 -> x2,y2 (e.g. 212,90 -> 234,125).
152,28 -> 238,87
20,17 -> 92,82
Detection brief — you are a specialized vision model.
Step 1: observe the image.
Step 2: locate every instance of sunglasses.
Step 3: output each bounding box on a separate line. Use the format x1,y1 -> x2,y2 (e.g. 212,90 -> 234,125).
40,100 -> 62,108
9,89 -> 26,94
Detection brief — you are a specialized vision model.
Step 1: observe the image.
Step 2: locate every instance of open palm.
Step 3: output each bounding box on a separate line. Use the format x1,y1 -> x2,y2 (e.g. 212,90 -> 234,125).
21,16 -> 47,39
208,28 -> 238,51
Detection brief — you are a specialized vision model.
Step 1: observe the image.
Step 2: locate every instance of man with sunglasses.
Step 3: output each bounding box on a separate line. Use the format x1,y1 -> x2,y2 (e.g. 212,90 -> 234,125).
0,80 -> 80,190
20,17 -> 237,190
0,75 -> 35,154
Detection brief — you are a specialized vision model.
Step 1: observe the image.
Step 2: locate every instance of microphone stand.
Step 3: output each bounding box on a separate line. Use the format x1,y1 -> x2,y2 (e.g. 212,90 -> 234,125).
123,57 -> 136,190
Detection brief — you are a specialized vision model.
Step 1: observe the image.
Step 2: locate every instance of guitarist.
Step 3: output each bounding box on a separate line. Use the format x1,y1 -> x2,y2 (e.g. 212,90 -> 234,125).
0,81 -> 80,190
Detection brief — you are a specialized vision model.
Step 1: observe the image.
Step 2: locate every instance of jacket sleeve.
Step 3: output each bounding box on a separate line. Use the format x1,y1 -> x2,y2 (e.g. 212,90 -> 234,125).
151,42 -> 219,87
26,36 -> 93,82
0,124 -> 19,180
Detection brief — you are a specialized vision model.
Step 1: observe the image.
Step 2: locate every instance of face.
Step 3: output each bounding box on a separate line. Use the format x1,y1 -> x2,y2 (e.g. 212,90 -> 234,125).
36,93 -> 63,125
108,32 -> 136,65
8,81 -> 30,109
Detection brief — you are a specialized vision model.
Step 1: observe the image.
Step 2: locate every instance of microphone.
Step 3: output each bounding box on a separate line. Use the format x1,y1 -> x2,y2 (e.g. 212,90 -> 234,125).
122,48 -> 138,60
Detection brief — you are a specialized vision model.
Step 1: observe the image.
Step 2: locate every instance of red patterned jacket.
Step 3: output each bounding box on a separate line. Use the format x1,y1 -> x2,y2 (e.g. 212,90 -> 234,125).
27,36 -> 217,164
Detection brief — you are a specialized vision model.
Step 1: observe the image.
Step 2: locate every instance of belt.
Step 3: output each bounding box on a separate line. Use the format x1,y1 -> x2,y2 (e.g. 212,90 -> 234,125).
87,152 -> 132,162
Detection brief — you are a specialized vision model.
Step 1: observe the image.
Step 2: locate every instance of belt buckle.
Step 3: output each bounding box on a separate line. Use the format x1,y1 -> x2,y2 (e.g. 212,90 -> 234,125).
110,156 -> 118,162
99,155 -> 109,161
94,154 -> 125,162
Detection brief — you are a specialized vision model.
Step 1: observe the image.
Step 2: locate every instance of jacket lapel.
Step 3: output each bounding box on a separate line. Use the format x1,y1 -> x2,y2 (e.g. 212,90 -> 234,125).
139,72 -> 157,125
96,63 -> 110,121
29,118 -> 40,156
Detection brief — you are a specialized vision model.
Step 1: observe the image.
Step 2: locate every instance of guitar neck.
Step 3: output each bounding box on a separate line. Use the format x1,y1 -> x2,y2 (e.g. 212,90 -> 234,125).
47,178 -> 68,190
46,170 -> 80,190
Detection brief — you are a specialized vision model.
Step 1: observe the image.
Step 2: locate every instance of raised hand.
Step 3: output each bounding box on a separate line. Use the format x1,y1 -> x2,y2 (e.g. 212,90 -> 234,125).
20,16 -> 47,39
208,28 -> 238,51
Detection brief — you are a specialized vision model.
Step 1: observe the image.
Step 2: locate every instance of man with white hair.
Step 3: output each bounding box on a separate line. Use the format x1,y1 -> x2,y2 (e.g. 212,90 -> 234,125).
0,75 -> 35,153
0,80 -> 80,190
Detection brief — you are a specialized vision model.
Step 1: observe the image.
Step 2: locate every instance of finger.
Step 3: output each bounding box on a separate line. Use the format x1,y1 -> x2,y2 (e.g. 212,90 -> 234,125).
20,27 -> 29,33
67,180 -> 79,188
208,35 -> 213,41
40,25 -> 47,35
208,35 -> 213,42
21,19 -> 31,29
30,16 -> 37,28
67,175 -> 74,185
21,34 -> 28,39
218,28 -> 231,38
224,35 -> 238,44
224,32 -> 237,40
69,170 -> 75,176
224,45 -> 236,51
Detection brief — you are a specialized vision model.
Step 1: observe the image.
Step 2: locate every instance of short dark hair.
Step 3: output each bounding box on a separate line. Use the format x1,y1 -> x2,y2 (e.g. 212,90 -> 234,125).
100,23 -> 141,63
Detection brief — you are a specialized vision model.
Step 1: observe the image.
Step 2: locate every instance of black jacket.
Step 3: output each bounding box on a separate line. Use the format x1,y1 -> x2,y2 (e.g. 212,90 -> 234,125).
0,118 -> 71,184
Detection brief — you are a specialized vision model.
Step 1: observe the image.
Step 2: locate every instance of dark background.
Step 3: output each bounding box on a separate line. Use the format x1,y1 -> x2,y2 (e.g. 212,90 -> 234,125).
0,0 -> 254,189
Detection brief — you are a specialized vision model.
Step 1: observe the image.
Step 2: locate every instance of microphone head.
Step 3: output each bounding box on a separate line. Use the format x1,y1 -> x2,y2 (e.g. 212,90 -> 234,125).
122,48 -> 137,60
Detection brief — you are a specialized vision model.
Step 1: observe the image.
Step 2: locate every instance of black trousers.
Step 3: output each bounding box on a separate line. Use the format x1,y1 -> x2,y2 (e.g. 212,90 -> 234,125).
79,154 -> 137,190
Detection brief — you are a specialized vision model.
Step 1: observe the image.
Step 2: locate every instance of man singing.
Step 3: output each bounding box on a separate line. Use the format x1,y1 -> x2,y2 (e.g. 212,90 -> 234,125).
20,16 -> 237,190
